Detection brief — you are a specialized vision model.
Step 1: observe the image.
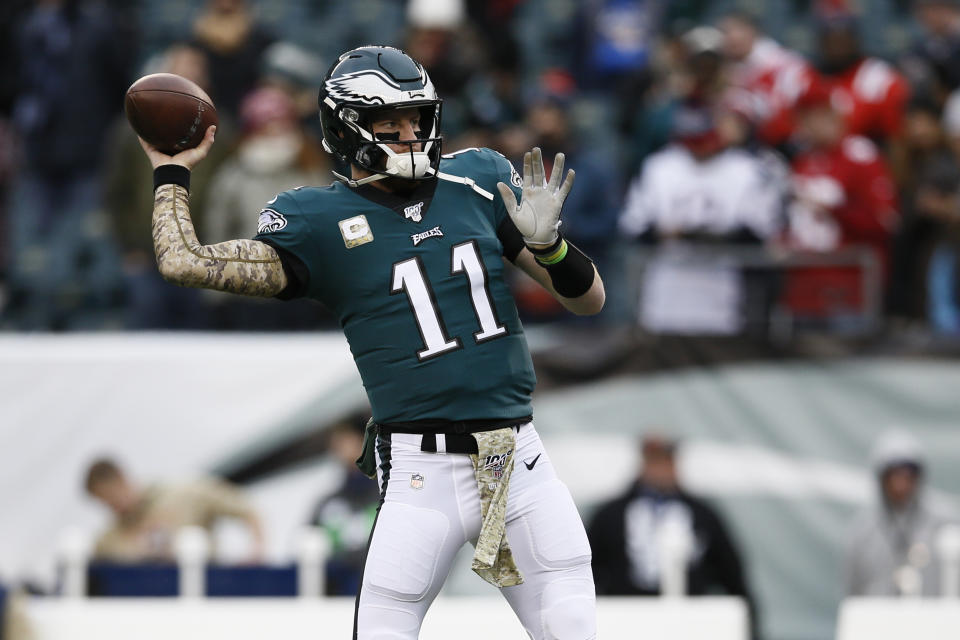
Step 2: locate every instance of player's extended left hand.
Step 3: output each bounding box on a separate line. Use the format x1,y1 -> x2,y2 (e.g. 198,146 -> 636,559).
496,147 -> 575,248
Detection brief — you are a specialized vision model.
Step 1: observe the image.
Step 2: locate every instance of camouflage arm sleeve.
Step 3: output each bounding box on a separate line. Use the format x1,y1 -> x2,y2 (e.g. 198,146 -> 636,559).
152,184 -> 288,297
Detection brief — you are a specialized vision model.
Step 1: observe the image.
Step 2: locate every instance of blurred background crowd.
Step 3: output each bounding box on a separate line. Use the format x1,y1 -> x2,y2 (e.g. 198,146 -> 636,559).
3,2 -> 960,640
4,0 -> 960,340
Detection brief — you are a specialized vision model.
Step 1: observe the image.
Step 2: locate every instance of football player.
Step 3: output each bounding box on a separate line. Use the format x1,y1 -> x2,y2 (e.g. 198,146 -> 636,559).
139,46 -> 603,640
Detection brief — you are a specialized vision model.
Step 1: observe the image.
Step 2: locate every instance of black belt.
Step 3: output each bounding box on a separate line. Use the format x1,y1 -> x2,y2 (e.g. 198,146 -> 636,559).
420,432 -> 479,454
378,417 -> 531,455
377,416 -> 530,435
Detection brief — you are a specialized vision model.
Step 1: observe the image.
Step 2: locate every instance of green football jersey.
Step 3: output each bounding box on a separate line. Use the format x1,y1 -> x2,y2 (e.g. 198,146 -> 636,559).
252,147 -> 536,424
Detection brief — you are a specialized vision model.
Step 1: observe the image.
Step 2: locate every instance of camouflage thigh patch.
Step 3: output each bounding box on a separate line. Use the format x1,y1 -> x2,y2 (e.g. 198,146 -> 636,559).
470,427 -> 523,587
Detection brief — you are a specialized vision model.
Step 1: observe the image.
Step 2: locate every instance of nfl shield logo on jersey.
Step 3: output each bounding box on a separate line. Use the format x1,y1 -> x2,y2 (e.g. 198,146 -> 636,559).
410,473 -> 425,490
404,201 -> 424,222
257,209 -> 287,234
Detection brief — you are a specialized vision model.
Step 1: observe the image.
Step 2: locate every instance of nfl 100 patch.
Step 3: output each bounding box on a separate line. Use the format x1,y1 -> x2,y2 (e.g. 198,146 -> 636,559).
404,201 -> 424,222
482,449 -> 513,479
339,215 -> 374,248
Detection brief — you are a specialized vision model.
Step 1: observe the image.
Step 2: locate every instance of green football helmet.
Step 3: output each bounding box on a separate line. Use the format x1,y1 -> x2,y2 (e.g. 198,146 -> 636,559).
318,46 -> 443,185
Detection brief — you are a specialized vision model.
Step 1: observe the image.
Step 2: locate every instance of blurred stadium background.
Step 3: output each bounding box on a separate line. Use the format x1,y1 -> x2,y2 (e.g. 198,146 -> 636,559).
2,0 -> 960,639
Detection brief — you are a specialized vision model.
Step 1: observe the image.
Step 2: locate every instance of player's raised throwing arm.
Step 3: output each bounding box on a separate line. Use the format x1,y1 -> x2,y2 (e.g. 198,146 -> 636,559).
140,126 -> 288,297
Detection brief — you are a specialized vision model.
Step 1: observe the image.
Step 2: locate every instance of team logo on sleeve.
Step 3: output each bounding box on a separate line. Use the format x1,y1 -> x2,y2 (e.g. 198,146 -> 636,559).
339,215 -> 374,248
510,165 -> 523,188
257,209 -> 287,234
404,201 -> 424,222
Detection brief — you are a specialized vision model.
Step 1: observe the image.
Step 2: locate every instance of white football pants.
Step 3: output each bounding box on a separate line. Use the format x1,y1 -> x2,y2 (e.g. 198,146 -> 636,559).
354,422 -> 596,640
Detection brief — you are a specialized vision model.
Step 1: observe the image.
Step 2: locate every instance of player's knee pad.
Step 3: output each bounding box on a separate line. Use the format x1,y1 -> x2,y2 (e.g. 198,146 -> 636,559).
355,604 -> 420,640
541,575 -> 597,640
526,480 -> 592,570
364,502 -> 450,601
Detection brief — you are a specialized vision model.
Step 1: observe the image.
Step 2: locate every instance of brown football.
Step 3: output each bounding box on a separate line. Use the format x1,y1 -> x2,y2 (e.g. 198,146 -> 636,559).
124,73 -> 218,154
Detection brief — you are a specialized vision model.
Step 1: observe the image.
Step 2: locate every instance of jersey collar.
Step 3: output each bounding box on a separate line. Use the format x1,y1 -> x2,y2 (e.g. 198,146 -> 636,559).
351,178 -> 439,224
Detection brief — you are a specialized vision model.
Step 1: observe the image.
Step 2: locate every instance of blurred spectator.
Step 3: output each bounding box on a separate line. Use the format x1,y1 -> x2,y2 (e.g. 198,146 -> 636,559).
201,86 -> 331,330
814,14 -> 910,147
679,26 -> 732,106
259,41 -> 326,140
845,430 -> 954,596
0,1 -> 31,298
943,87 -> 960,161
460,0 -> 524,130
191,0 -> 275,120
4,0 -> 133,329
588,435 -> 757,632
9,0 -> 131,172
625,25 -> 740,177
619,104 -> 784,334
404,1 -> 485,138
205,87 -> 330,243
500,70 -> 621,321
102,43 -> 234,329
719,11 -> 814,148
308,419 -> 379,596
574,0 -> 664,89
918,91 -> 960,333
887,98 -> 960,321
460,33 -> 526,133
925,228 -> 960,335
302,0 -> 404,64
524,70 -> 621,266
784,82 -> 899,321
85,457 -> 265,563
899,0 -> 960,105
0,585 -> 35,640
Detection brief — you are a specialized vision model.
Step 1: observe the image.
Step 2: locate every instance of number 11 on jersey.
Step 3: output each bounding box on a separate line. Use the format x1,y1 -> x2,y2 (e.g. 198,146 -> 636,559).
391,241 -> 507,361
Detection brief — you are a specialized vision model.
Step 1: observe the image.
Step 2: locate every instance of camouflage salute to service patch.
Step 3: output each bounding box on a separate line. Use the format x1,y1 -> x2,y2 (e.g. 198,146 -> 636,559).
470,427 -> 523,587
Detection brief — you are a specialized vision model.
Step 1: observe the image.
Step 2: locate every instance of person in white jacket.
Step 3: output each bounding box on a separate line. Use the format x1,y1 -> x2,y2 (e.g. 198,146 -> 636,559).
618,104 -> 785,334
845,430 -> 954,596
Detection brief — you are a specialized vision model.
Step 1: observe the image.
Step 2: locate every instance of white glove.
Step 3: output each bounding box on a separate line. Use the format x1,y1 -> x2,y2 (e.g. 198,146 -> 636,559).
496,147 -> 575,248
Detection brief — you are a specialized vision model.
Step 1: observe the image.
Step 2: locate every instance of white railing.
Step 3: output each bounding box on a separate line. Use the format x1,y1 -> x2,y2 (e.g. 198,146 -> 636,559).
621,244 -> 883,337
41,525 -> 748,638
837,524 -> 960,640
23,596 -> 749,640
57,526 -> 329,599
48,521 -> 960,639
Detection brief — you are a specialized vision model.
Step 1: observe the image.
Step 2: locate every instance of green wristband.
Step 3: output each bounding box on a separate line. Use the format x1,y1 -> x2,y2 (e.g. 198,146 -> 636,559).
534,240 -> 568,265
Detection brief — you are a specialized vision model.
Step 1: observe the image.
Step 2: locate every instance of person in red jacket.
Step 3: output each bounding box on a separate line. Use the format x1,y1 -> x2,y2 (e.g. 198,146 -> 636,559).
719,11 -> 815,147
815,13 -> 911,145
785,80 -> 899,318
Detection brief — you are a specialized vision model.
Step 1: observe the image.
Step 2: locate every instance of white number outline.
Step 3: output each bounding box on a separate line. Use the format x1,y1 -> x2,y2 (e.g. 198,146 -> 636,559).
451,240 -> 507,343
390,242 -> 508,361
391,256 -> 462,361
